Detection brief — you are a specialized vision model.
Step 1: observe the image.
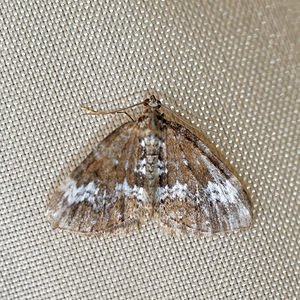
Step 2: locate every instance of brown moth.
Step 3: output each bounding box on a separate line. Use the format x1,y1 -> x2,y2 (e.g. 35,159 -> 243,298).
46,96 -> 252,235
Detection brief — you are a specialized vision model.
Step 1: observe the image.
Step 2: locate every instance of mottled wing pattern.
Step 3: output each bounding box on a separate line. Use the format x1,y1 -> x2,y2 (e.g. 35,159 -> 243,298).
46,122 -> 148,234
156,120 -> 252,234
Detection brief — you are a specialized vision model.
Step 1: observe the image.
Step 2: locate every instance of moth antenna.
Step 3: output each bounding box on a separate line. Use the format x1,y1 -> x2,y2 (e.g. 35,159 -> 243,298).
80,100 -> 147,116
116,111 -> 135,122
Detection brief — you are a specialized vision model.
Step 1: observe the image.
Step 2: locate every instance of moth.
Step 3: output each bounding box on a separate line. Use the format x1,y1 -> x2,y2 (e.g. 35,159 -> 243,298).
46,95 -> 252,235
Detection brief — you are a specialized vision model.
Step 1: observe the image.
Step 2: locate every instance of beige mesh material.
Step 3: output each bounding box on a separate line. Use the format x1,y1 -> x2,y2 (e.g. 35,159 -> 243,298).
1,1 -> 299,299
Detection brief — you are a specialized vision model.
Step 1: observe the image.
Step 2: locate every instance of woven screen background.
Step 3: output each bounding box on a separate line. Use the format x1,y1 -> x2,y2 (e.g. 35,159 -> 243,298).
1,1 -> 299,299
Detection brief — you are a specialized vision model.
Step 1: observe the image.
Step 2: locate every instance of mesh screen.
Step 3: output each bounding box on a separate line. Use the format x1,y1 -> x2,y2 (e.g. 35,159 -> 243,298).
1,1 -> 299,299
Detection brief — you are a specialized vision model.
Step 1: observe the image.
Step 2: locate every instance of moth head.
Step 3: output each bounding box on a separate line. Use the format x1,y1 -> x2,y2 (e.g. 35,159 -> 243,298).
144,95 -> 161,109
